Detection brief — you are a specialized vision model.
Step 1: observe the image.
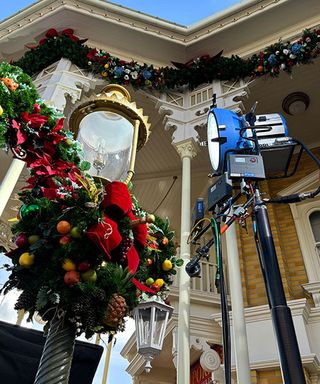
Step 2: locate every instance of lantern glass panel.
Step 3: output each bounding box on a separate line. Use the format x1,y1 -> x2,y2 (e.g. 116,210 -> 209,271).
77,111 -> 133,181
152,308 -> 168,348
136,307 -> 152,348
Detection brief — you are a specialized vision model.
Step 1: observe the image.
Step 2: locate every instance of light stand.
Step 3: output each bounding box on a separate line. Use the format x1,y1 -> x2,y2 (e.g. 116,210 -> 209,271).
252,188 -> 306,383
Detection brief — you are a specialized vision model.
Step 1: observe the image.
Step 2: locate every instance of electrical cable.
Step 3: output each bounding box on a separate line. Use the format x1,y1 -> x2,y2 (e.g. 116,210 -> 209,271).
187,217 -> 212,244
153,176 -> 178,213
211,217 -> 231,384
264,138 -> 320,204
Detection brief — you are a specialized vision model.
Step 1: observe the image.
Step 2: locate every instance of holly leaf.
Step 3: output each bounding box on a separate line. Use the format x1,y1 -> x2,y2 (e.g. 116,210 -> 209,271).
175,259 -> 184,267
36,287 -> 50,310
80,160 -> 91,171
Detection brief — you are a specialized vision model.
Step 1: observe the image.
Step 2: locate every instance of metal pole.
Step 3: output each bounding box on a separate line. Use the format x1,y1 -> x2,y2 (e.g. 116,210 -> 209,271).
102,337 -> 113,384
254,189 -> 306,384
34,311 -> 76,384
224,207 -> 251,383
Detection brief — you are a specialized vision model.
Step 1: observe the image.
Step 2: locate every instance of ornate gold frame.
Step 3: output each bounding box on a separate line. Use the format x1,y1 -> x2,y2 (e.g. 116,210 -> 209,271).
69,85 -> 151,184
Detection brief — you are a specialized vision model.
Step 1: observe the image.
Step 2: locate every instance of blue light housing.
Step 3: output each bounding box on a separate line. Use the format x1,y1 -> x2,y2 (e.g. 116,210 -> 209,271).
207,108 -> 252,175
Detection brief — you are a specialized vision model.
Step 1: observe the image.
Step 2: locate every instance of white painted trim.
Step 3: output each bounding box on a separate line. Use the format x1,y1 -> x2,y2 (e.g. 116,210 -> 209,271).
278,170 -> 319,196
290,200 -> 320,282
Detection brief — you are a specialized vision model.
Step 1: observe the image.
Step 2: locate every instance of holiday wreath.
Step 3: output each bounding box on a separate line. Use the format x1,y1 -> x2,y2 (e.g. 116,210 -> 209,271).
0,61 -> 182,338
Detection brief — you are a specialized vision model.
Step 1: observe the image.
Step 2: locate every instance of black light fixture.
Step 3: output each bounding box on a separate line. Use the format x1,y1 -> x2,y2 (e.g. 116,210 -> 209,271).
282,92 -> 310,116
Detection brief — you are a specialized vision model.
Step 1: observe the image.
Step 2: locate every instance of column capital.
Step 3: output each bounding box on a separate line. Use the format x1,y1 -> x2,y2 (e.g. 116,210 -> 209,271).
173,138 -> 199,160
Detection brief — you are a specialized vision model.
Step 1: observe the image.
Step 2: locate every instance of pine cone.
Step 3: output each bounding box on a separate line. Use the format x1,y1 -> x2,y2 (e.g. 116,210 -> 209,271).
15,290 -> 35,311
84,308 -> 97,329
104,293 -> 127,327
92,288 -> 106,302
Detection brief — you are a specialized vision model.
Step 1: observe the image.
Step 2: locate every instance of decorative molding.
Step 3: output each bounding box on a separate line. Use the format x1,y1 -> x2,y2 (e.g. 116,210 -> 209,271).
190,336 -> 221,373
174,138 -> 199,159
248,354 -> 320,374
200,350 -> 221,373
303,282 -> 320,308
0,0 -> 293,45
211,298 -> 313,325
32,58 -> 100,111
278,170 -> 319,196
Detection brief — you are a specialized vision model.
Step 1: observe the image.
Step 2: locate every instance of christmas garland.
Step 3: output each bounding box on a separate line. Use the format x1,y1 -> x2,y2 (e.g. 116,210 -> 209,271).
0,62 -> 182,338
13,27 -> 320,91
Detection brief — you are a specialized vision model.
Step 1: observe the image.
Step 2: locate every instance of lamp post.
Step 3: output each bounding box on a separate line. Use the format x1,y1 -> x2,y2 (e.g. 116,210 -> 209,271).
34,84 -> 150,384
134,298 -> 173,373
69,84 -> 150,185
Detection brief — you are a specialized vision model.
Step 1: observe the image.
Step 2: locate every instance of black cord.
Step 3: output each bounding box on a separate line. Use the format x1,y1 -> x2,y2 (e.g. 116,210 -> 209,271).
212,221 -> 231,384
265,138 -> 320,204
153,176 -> 178,213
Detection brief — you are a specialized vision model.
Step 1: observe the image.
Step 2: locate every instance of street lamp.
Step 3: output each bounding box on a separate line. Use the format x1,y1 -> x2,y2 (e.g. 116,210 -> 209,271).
34,85 -> 151,384
69,84 -> 150,184
134,298 -> 173,373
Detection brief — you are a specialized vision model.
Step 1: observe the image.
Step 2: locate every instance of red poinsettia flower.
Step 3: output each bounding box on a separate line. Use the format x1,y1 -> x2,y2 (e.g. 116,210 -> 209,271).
38,38 -> 47,46
20,112 -> 48,128
87,49 -> 99,61
45,28 -> 58,38
69,35 -> 79,42
12,119 -> 27,145
61,28 -> 74,36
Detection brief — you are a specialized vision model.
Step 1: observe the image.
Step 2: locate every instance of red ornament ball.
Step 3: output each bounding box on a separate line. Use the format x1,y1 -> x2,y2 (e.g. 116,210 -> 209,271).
257,65 -> 264,73
64,270 -> 80,286
59,236 -> 72,246
78,261 -> 91,272
15,233 -> 28,248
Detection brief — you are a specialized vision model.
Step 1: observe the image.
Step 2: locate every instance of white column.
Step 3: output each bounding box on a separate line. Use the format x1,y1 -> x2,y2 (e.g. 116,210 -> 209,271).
0,159 -> 25,217
224,208 -> 251,383
174,138 -> 198,384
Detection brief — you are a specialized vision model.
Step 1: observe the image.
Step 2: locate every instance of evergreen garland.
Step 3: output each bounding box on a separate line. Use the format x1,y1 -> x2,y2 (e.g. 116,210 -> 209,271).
12,28 -> 320,91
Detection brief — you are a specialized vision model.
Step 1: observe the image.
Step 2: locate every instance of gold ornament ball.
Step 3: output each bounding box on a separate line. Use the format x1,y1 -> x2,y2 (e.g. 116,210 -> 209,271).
162,259 -> 173,271
0,106 -> 3,116
19,252 -> 35,268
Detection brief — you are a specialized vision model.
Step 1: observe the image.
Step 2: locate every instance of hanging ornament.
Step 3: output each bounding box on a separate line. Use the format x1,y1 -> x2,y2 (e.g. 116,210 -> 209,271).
19,252 -> 35,268
257,51 -> 264,73
161,237 -> 169,246
15,233 -> 28,247
62,259 -> 76,271
19,204 -> 40,220
155,278 -> 164,288
64,270 -> 80,286
56,220 -> 71,234
0,105 -> 3,116
162,259 -> 173,271
1,77 -> 19,91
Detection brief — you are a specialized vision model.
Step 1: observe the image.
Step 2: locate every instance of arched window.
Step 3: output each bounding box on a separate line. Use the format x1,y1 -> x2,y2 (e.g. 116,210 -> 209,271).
310,210 -> 320,256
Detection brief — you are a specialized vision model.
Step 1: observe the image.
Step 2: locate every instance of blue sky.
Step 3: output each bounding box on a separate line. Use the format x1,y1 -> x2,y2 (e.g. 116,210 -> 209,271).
0,1 -> 243,383
1,0 -> 244,25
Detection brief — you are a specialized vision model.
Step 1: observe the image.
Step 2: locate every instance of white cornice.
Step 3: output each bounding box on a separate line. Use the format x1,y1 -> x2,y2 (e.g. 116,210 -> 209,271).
211,298 -> 320,325
1,0 -> 320,64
